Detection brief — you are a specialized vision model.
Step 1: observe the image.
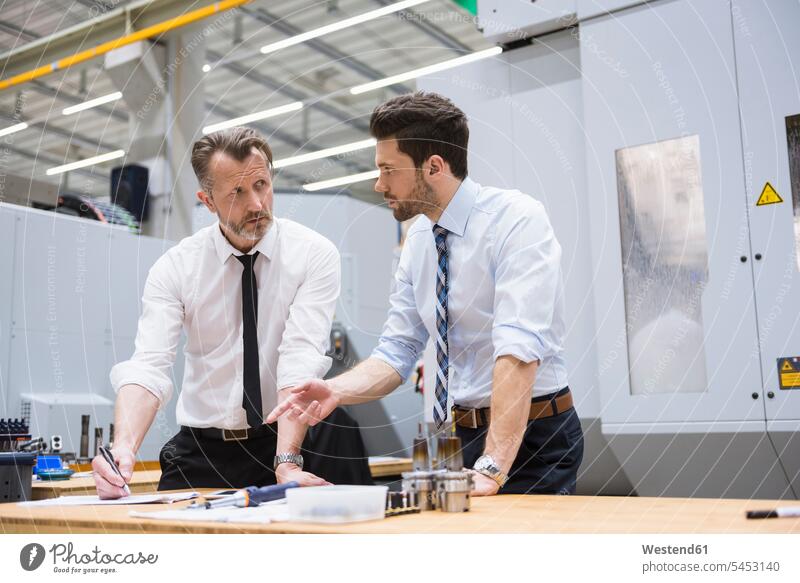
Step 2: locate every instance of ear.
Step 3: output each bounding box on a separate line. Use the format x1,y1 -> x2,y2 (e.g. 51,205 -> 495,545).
427,155 -> 446,178
197,190 -> 215,213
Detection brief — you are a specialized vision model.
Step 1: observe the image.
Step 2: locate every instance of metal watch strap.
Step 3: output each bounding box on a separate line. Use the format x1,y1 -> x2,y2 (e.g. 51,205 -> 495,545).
474,467 -> 509,488
473,455 -> 509,488
273,453 -> 303,470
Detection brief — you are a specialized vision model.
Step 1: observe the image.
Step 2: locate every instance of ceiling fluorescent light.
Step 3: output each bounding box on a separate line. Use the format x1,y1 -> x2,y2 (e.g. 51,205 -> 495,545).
274,138 -> 376,169
260,0 -> 432,55
62,91 -> 123,116
46,149 -> 125,176
350,46 -> 503,95
303,169 -> 379,192
202,101 -> 303,134
0,122 -> 28,138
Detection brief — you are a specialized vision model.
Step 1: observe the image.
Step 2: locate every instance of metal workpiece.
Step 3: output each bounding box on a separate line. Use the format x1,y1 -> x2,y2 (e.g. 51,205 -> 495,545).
412,423 -> 430,471
435,471 -> 473,513
401,471 -> 437,511
79,415 -> 90,459
385,490 -> 421,517
93,427 -> 103,458
437,435 -> 464,472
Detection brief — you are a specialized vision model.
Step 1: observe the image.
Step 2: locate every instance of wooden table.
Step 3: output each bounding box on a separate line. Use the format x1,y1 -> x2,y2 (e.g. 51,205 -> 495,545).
2,494 -> 799,534
31,458 -> 413,500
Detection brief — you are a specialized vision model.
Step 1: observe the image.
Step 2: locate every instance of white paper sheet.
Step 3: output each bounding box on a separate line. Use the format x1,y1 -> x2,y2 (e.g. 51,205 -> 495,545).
18,492 -> 199,507
130,503 -> 289,524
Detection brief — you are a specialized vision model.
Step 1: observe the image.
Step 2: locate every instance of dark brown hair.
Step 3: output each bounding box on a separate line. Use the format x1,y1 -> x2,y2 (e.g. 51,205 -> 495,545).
369,91 -> 469,179
191,126 -> 274,194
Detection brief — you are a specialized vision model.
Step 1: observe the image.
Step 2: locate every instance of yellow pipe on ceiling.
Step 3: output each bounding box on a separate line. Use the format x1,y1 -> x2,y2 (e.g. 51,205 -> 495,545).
0,0 -> 250,92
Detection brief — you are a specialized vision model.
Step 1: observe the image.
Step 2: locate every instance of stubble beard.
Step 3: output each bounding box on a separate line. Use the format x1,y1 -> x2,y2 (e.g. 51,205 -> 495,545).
390,173 -> 440,222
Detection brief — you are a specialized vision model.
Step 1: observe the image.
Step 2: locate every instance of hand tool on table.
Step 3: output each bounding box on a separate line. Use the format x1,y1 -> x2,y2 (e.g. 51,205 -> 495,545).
188,481 -> 299,509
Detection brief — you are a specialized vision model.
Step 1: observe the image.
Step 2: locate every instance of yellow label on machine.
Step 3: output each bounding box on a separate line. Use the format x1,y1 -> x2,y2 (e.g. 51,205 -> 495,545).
756,182 -> 784,206
778,358 -> 800,389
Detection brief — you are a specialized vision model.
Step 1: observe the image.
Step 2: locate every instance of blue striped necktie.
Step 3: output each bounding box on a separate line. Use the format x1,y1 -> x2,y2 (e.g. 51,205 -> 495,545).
432,224 -> 450,429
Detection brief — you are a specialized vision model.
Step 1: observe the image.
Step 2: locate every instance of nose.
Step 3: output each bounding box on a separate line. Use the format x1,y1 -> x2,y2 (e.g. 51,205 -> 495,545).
374,175 -> 387,193
245,189 -> 264,213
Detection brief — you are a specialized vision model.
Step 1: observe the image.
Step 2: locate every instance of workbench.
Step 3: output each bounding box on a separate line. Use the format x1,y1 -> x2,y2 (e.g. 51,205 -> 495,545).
2,493 -> 798,533
30,458 -> 413,501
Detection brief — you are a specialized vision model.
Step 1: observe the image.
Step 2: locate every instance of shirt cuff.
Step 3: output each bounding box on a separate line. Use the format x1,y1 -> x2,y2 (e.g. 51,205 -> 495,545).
492,324 -> 548,364
371,340 -> 417,382
109,360 -> 173,410
277,353 -> 332,390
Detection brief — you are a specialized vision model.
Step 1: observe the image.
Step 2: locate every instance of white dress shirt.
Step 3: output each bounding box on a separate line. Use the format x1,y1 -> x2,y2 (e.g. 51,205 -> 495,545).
110,218 -> 340,429
372,177 -> 568,408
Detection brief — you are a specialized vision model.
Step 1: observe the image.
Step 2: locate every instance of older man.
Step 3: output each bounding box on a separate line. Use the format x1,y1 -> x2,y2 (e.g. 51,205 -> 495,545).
92,127 -> 338,497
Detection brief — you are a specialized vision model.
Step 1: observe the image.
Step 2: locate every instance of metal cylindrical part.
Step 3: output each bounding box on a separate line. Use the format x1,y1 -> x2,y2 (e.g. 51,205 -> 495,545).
438,436 -> 463,471
401,471 -> 437,511
79,415 -> 90,458
435,471 -> 472,513
412,436 -> 429,471
93,427 -> 103,457
108,423 -> 115,448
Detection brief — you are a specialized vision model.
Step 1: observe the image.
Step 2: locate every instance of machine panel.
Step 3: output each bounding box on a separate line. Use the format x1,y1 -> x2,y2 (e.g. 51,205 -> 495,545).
581,0 -> 764,424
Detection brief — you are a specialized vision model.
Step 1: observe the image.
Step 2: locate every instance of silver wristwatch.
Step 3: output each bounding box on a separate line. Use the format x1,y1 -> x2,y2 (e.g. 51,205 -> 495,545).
473,454 -> 509,487
273,453 -> 304,470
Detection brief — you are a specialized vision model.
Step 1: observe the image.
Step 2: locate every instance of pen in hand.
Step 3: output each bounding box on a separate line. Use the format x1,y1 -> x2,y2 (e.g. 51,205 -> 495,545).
98,445 -> 131,496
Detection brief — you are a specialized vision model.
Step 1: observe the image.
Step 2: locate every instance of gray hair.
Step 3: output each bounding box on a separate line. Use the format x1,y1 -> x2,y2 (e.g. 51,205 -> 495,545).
190,126 -> 274,194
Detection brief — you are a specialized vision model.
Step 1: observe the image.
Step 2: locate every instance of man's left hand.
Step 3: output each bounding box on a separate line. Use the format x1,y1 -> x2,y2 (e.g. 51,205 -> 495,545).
275,463 -> 331,487
469,470 -> 500,496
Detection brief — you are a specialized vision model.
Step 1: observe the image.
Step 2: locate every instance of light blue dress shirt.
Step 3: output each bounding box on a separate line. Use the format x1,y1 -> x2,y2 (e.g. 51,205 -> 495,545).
371,177 -> 568,409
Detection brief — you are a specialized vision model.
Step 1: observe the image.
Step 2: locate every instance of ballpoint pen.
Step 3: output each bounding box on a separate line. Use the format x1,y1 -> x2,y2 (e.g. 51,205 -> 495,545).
98,445 -> 131,496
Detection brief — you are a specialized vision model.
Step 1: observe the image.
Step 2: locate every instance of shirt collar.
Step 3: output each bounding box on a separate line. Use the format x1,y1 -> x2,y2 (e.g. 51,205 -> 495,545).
211,219 -> 278,264
434,176 -> 478,237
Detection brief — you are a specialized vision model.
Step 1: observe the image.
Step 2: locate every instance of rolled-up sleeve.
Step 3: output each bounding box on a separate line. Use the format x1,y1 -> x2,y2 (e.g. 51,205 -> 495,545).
109,252 -> 184,408
371,246 -> 429,382
492,199 -> 563,364
276,240 -> 340,389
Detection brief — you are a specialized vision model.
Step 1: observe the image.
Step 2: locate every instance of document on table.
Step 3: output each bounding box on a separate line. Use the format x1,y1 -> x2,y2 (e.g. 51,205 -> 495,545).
18,492 -> 199,507
130,501 -> 289,525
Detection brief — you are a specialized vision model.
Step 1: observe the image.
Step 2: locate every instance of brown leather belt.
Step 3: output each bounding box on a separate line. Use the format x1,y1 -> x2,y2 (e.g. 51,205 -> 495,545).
181,423 -> 277,441
453,388 -> 573,429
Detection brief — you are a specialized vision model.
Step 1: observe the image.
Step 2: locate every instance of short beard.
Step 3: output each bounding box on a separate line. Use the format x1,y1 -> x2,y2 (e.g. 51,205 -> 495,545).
390,170 -> 440,222
220,208 -> 273,241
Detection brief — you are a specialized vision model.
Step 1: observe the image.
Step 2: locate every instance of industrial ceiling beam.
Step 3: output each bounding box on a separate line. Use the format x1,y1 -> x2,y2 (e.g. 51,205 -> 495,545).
0,0 -> 250,90
241,6 -> 413,94
374,0 -> 471,53
206,47 -> 370,133
1,143 -> 109,181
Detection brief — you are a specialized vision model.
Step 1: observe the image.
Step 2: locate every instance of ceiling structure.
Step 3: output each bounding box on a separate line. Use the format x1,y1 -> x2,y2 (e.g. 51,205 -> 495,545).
0,0 -> 489,204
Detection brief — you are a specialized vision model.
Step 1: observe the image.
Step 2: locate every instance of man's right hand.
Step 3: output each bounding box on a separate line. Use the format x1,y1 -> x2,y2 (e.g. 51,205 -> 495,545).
266,379 -> 340,426
92,446 -> 135,499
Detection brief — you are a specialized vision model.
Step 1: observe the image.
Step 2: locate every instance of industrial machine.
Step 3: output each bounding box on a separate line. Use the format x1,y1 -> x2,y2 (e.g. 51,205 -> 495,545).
420,0 -> 800,498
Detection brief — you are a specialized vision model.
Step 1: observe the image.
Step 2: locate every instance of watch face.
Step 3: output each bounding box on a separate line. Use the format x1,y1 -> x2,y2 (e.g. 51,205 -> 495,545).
475,455 -> 495,472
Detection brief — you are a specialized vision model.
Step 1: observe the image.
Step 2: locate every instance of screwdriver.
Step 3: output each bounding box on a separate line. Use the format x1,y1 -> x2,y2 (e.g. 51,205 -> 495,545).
189,481 -> 300,510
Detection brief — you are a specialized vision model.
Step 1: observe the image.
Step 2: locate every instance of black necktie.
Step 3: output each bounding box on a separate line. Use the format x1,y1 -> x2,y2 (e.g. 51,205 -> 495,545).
236,252 -> 262,428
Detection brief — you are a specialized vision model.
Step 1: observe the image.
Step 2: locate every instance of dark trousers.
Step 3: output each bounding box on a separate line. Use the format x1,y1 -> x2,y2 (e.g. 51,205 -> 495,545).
157,408 -> 374,491
457,394 -> 584,495
158,425 -> 279,491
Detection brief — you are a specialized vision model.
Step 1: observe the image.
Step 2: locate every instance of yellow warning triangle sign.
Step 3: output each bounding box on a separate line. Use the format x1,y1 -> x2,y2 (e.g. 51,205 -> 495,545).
756,182 -> 783,206
782,360 -> 795,372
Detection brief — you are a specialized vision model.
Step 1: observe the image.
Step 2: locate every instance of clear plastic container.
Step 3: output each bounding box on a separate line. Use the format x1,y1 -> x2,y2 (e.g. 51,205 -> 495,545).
286,485 -> 388,524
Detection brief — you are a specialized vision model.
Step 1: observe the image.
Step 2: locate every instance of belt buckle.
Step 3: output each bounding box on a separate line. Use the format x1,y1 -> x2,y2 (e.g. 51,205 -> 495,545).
461,408 -> 479,430
222,428 -> 249,441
